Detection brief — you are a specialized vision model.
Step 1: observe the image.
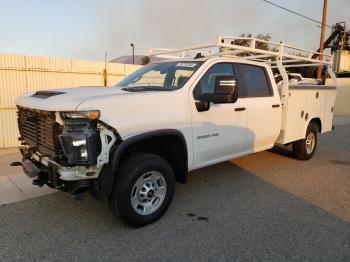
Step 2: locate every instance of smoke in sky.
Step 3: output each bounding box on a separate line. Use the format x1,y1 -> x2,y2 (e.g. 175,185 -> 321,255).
85,0 -> 350,60
89,0 -> 270,59
1,0 -> 349,60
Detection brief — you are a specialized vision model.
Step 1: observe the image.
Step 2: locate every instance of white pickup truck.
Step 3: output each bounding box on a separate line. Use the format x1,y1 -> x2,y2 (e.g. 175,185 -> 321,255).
15,36 -> 337,227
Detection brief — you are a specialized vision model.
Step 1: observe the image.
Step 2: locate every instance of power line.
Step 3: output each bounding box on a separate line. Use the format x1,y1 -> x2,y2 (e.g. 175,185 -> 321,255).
262,0 -> 332,29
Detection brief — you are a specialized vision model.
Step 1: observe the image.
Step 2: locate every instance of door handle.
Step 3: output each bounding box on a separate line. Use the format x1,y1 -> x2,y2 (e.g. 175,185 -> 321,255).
234,107 -> 246,112
272,104 -> 280,108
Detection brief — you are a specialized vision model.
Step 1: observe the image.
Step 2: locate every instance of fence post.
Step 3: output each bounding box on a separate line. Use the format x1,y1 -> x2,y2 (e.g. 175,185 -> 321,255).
103,68 -> 107,87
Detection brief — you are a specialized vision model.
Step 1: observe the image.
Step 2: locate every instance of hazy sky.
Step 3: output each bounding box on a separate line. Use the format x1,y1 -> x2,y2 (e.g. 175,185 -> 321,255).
0,0 -> 349,61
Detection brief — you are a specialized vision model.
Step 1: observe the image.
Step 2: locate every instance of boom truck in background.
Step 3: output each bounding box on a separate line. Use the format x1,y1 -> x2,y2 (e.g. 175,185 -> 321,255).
315,22 -> 350,76
14,36 -> 337,227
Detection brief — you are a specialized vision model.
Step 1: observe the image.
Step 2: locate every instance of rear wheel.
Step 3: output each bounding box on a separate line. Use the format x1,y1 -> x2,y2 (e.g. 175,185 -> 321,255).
293,122 -> 318,160
110,153 -> 175,227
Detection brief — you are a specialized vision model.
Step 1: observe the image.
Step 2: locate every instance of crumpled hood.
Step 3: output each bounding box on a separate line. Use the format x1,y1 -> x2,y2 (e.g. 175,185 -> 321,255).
15,86 -> 130,111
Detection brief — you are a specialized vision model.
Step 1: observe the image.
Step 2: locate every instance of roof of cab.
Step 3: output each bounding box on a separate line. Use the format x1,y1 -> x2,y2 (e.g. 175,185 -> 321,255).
149,56 -> 270,68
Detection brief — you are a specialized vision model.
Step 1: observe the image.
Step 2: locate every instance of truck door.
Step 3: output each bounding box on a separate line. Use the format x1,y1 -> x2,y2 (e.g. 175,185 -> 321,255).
236,63 -> 281,151
190,62 -> 248,169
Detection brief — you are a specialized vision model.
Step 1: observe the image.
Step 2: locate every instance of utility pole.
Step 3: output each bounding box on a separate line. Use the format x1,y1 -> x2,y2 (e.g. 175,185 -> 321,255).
317,0 -> 328,79
103,51 -> 108,87
130,43 -> 135,64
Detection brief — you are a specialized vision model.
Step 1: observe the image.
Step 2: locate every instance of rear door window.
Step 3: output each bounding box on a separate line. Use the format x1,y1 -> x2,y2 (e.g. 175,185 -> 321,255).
238,64 -> 272,97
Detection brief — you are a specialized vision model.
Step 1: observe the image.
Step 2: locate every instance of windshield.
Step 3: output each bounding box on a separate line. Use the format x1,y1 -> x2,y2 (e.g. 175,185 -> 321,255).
116,61 -> 203,91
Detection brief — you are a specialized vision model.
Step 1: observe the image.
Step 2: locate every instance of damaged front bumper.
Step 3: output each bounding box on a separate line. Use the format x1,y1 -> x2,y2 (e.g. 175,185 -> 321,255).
21,152 -> 96,193
19,124 -> 117,194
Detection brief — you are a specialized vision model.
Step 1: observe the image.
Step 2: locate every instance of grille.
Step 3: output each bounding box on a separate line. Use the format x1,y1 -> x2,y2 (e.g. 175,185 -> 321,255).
17,107 -> 63,156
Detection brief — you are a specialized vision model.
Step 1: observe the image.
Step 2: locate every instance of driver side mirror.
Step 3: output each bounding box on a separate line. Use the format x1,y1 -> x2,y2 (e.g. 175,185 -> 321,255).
201,76 -> 238,104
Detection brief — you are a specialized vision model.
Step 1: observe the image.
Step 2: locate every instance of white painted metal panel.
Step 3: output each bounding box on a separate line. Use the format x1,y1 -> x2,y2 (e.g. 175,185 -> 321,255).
276,89 -> 308,144
307,89 -> 327,115
277,87 -> 336,144
323,89 -> 337,132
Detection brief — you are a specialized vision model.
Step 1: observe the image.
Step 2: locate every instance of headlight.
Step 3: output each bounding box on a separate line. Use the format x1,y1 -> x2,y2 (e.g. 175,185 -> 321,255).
61,110 -> 100,120
72,137 -> 87,147
58,121 -> 101,165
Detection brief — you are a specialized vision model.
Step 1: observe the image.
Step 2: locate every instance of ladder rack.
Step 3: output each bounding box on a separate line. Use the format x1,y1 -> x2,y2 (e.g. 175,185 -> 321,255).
149,35 -> 334,67
149,35 -> 337,107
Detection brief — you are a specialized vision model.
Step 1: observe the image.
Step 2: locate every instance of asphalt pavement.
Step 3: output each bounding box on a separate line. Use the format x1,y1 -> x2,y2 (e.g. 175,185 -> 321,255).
0,124 -> 349,261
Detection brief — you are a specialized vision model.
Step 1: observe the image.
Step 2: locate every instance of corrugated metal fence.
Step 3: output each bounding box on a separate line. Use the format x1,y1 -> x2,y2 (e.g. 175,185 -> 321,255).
0,53 -> 141,148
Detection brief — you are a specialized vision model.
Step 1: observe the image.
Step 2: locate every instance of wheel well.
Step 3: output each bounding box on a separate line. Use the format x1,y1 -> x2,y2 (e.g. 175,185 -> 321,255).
112,131 -> 188,186
310,118 -> 322,133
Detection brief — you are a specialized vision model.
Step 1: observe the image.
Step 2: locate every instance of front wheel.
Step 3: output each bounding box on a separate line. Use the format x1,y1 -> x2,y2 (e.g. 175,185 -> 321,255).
293,122 -> 318,160
110,153 -> 175,227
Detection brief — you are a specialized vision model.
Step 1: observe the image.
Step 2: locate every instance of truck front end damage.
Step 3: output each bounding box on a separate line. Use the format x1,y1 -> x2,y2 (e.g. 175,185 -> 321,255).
17,106 -> 117,194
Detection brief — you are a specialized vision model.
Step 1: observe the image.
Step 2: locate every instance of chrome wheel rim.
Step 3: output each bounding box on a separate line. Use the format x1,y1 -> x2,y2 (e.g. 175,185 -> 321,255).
305,132 -> 315,154
131,171 -> 167,216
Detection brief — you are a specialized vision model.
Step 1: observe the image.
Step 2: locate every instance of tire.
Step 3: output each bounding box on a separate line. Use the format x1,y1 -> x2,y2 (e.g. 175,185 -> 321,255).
110,153 -> 175,227
293,122 -> 318,160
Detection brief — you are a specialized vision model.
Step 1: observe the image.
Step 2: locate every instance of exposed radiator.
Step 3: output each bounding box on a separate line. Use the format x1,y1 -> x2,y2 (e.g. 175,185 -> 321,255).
17,107 -> 63,156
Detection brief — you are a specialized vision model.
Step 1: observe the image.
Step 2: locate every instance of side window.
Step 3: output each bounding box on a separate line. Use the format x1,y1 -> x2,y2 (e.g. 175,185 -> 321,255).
238,64 -> 272,97
193,63 -> 235,100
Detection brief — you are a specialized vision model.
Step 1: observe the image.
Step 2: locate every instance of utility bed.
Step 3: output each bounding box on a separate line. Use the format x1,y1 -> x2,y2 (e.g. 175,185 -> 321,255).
277,84 -> 336,144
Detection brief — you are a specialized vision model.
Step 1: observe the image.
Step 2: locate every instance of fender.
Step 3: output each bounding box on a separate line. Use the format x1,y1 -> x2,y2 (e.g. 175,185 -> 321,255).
304,117 -> 322,136
98,129 -> 188,196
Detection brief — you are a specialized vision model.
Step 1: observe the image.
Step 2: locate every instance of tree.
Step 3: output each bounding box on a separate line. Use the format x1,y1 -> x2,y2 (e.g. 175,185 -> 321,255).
141,56 -> 150,65
231,33 -> 315,77
285,52 -> 317,78
226,33 -> 273,56
232,33 -> 272,51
